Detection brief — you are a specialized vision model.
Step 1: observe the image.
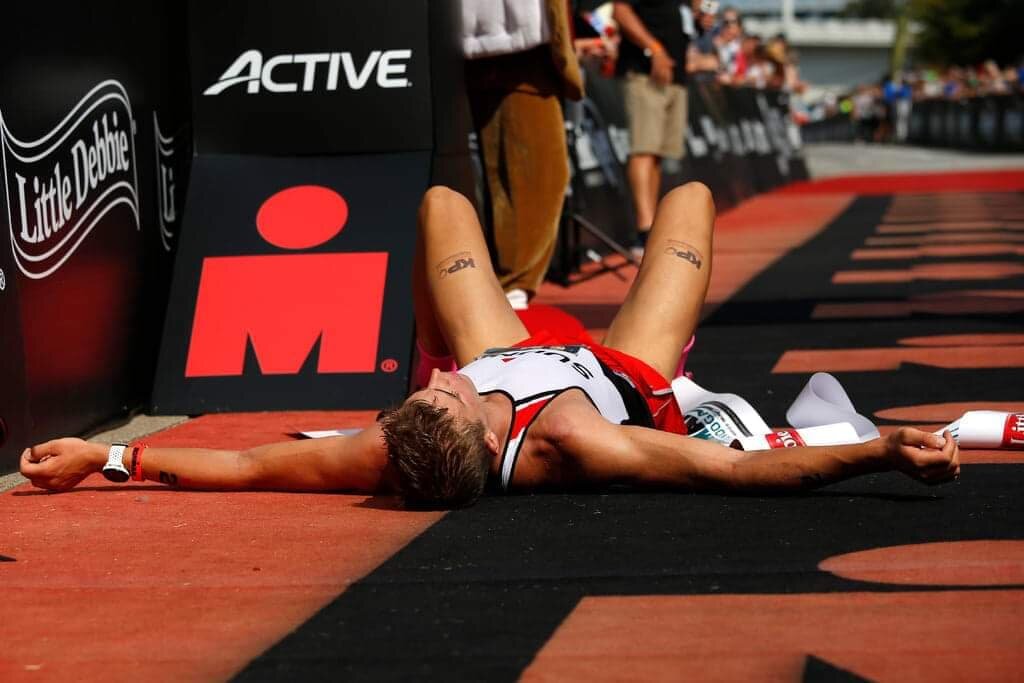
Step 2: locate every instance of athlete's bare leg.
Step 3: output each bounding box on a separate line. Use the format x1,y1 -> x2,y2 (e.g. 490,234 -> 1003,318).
602,182 -> 714,379
626,153 -> 661,231
414,187 -> 529,366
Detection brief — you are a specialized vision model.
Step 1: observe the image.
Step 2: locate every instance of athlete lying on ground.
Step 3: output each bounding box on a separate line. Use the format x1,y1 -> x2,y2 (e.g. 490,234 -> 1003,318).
20,184 -> 960,507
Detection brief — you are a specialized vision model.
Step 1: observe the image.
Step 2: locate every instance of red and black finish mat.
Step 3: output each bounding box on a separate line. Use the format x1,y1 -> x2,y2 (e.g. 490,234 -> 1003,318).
234,187 -> 1023,680
2,174 -> 1022,682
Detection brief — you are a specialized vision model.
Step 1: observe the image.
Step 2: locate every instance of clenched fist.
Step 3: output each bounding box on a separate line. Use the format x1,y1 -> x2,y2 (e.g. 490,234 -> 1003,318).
20,438 -> 108,491
885,428 -> 960,485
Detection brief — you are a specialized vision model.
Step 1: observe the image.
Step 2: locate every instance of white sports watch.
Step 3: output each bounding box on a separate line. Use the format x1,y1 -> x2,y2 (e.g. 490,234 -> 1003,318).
102,442 -> 131,483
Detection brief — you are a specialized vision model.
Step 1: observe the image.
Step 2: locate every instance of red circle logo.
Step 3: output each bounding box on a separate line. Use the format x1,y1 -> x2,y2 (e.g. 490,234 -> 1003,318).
380,359 -> 399,373
256,185 -> 348,250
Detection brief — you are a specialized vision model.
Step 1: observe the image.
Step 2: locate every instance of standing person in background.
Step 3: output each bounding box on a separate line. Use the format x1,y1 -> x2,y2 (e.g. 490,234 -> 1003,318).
765,34 -> 797,91
687,0 -> 722,82
612,0 -> 691,257
462,0 -> 583,311
680,0 -> 700,41
715,7 -> 743,82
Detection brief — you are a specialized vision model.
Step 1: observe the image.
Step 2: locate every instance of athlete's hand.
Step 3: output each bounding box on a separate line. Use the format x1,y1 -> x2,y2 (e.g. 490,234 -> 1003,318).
20,438 -> 107,491
884,428 -> 960,485
651,52 -> 675,86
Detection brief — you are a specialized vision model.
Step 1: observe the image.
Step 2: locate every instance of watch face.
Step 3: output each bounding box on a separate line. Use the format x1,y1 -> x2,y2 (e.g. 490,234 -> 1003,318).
102,468 -> 130,483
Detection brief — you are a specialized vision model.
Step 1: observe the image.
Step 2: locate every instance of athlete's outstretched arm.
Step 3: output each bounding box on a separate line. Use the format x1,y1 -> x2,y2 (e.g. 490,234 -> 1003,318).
556,409 -> 960,492
19,426 -> 393,494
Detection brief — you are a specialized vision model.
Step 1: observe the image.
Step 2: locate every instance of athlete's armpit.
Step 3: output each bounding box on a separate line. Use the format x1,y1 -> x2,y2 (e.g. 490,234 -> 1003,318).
664,240 -> 704,270
435,251 -> 478,279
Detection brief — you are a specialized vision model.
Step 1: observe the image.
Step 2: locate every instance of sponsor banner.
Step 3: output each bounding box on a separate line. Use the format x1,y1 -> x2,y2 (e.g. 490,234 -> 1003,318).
805,96 -> 1024,152
151,154 -> 426,412
766,429 -> 806,449
733,423 -> 860,451
801,114 -> 856,144
0,2 -> 191,467
938,411 -> 1024,450
905,96 -> 1024,151
152,111 -> 189,253
558,68 -> 808,269
1004,413 -> 1024,449
1,80 -> 139,279
673,375 -> 771,444
786,372 -> 879,442
189,0 -> 434,156
673,373 -> 874,450
0,233 -> 29,470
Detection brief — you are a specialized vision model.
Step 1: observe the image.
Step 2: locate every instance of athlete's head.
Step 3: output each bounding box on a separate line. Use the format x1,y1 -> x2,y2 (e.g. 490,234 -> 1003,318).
379,371 -> 498,508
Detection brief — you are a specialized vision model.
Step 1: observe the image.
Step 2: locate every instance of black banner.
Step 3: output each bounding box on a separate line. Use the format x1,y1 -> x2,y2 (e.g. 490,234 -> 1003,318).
0,237 -> 28,465
906,95 -> 1024,151
190,0 -> 433,156
0,1 -> 190,470
801,114 -> 856,144
558,69 -> 808,269
151,154 -> 427,412
151,0 -> 465,413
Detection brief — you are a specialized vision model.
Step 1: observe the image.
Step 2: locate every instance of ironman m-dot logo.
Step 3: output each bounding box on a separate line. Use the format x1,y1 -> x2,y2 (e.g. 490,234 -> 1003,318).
1,80 -> 139,279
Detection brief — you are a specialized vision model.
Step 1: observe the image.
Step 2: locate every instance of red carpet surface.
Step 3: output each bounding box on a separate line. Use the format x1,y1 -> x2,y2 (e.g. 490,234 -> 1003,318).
2,170 -> 1022,681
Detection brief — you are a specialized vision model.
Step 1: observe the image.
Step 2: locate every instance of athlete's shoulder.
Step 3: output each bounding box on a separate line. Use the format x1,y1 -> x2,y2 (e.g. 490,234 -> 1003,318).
534,389 -> 607,446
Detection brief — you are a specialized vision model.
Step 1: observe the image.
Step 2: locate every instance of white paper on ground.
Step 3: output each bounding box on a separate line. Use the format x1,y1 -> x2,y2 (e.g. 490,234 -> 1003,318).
673,372 -> 876,450
936,410 -> 1024,449
785,372 -> 880,442
298,428 -> 364,439
672,375 -> 771,445
733,422 -> 861,451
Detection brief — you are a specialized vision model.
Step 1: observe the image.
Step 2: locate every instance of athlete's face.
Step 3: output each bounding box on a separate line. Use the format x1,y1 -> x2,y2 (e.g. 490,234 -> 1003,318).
405,369 -> 488,427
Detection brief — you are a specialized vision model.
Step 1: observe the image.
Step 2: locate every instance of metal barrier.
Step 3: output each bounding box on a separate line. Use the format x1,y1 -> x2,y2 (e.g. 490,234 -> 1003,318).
559,69 -> 809,268
908,95 -> 1024,151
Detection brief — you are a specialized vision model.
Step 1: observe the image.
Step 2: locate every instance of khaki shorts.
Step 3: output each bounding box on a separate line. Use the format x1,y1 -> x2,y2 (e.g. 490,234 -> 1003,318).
623,72 -> 687,160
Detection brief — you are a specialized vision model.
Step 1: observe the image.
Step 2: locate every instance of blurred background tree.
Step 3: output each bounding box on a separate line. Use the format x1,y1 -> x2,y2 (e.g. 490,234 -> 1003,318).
841,0 -> 898,19
842,0 -> 1023,68
910,0 -> 1022,67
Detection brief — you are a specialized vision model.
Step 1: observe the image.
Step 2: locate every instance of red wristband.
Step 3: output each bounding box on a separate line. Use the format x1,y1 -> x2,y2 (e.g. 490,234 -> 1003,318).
130,443 -> 147,481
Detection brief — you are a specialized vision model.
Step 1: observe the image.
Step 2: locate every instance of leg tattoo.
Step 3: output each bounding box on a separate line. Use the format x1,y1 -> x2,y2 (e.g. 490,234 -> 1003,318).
436,251 -> 477,279
664,239 -> 704,270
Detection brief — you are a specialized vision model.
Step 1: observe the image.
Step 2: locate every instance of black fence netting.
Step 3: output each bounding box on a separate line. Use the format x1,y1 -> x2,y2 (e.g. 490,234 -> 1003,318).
554,67 -> 808,274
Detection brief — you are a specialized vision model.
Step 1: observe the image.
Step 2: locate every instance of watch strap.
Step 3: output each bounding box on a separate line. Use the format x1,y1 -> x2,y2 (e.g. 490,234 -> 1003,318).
102,442 -> 130,481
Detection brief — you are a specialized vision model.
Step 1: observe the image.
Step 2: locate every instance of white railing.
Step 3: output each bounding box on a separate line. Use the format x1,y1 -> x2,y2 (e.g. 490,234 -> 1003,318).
742,18 -> 898,48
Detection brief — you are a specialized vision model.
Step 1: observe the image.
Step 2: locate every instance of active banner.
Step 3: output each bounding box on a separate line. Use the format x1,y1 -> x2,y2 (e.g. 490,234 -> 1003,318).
150,0 -> 467,413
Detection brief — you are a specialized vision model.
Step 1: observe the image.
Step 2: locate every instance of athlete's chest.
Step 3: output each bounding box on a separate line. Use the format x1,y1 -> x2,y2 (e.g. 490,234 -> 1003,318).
461,346 -> 627,418
464,346 -> 632,491
492,391 -> 591,490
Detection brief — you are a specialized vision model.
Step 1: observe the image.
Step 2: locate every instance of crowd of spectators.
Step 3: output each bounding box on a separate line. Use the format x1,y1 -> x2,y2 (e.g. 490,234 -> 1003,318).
811,60 -> 1024,143
568,1 -> 807,256
573,1 -> 805,94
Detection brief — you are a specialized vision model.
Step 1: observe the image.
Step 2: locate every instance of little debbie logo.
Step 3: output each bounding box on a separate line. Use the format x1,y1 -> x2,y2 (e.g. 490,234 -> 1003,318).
1,80 -> 139,279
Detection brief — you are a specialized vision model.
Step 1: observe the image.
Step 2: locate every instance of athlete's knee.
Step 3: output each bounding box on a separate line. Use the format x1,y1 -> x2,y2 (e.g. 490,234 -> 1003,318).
418,186 -> 474,232
661,181 -> 715,219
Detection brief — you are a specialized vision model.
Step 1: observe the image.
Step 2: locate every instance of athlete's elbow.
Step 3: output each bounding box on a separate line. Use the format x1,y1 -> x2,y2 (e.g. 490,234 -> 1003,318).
234,450 -> 263,489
